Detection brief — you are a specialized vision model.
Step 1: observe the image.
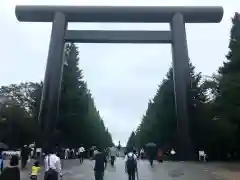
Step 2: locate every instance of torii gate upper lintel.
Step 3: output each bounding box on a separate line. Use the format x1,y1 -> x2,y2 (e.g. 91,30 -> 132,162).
15,6 -> 223,160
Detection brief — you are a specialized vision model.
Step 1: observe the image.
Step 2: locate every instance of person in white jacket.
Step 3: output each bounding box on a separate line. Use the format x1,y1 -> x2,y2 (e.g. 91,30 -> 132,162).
44,148 -> 62,180
78,146 -> 85,164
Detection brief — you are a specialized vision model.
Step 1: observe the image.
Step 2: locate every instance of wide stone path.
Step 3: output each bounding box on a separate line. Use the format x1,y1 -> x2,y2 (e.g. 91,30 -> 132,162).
18,158 -> 240,180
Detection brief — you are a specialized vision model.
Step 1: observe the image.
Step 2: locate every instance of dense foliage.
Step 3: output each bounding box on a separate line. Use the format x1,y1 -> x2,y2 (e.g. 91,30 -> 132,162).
0,43 -> 113,149
127,13 -> 240,161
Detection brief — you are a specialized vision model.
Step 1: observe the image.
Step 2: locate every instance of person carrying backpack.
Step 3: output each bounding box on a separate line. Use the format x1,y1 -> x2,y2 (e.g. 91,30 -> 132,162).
125,149 -> 138,180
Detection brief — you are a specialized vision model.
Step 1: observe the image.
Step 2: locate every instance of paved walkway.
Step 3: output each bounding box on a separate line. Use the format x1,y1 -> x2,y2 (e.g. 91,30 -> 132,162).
13,158 -> 240,180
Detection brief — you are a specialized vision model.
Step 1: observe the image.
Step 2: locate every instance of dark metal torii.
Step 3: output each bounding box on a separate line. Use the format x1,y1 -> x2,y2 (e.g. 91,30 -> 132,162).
15,5 -> 223,160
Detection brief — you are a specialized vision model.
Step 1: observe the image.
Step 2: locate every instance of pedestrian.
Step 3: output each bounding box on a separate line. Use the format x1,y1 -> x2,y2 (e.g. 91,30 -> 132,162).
147,147 -> 155,167
94,148 -> 99,156
125,149 -> 138,180
30,161 -> 40,180
0,151 -> 3,173
21,145 -> 29,169
170,148 -> 176,161
44,148 -> 62,180
109,146 -> 117,167
105,148 -> 110,160
78,146 -> 85,164
157,148 -> 163,163
0,155 -> 20,180
64,148 -> 69,160
140,148 -> 144,159
92,147 -> 107,180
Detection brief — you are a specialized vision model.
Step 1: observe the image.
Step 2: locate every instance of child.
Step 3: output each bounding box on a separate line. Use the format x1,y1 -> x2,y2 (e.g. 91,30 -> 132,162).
30,161 -> 40,180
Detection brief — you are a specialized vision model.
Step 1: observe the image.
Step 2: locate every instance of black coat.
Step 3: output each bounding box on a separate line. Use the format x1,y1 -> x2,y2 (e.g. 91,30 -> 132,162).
93,152 -> 107,172
0,166 -> 20,180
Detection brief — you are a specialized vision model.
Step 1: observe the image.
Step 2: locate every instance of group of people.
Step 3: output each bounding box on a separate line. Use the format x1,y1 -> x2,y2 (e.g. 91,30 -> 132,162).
0,147 -> 59,180
92,146 -> 138,180
62,147 -> 85,161
42,145 -> 138,180
0,145 -> 158,180
0,144 -> 33,176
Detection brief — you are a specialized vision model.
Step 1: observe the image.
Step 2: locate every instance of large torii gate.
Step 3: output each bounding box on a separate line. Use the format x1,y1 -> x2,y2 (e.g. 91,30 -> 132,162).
15,5 -> 223,160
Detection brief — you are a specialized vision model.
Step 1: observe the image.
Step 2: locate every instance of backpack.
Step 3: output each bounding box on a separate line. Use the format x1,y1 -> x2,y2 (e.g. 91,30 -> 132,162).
126,154 -> 136,171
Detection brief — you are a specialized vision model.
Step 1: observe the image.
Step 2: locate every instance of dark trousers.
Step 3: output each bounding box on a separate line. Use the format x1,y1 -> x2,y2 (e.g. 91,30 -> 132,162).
94,171 -> 104,180
127,170 -> 135,180
30,175 -> 38,180
21,158 -> 27,169
110,156 -> 115,166
149,157 -> 154,166
44,170 -> 58,180
79,153 -> 84,164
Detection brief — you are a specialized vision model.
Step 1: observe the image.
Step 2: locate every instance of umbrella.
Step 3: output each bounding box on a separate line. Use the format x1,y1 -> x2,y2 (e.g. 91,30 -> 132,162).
145,142 -> 156,147
0,142 -> 8,149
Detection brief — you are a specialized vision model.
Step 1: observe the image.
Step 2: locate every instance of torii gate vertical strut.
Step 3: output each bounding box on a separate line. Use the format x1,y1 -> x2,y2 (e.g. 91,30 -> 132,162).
15,5 -> 223,160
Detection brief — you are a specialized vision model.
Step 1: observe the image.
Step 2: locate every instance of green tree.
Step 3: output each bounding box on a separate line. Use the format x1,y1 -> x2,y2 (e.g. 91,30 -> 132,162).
0,43 -> 113,149
0,82 -> 42,148
135,63 -> 210,158
207,12 -> 240,159
135,67 -> 177,150
56,43 -> 113,148
0,101 -> 35,148
126,131 -> 136,149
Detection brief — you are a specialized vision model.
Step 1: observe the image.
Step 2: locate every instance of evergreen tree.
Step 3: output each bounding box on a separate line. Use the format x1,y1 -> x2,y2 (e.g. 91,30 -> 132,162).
0,43 -> 113,149
135,63 -> 209,156
126,131 -> 136,149
211,12 -> 240,158
56,43 -> 113,148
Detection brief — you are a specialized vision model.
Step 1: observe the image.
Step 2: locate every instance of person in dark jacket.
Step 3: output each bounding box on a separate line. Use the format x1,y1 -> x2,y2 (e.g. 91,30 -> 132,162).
92,147 -> 107,180
0,155 -> 20,180
0,151 -> 3,173
21,145 -> 29,169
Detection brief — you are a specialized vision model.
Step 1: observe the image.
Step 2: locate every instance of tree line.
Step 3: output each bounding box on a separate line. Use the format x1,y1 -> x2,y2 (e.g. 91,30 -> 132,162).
0,43 -> 113,149
127,13 -> 240,161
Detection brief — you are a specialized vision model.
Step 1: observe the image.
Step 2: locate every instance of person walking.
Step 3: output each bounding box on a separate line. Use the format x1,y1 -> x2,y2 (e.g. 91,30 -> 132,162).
21,145 -> 29,169
147,147 -> 155,167
92,147 -> 107,180
64,148 -> 69,160
0,155 -> 20,180
157,148 -> 163,163
125,149 -> 138,180
44,148 -> 62,180
0,151 -> 3,173
78,146 -> 85,164
109,146 -> 117,167
140,148 -> 144,159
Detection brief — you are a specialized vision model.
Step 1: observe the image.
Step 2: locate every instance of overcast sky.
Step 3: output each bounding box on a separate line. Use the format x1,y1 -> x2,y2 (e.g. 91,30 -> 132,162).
0,0 -> 239,146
